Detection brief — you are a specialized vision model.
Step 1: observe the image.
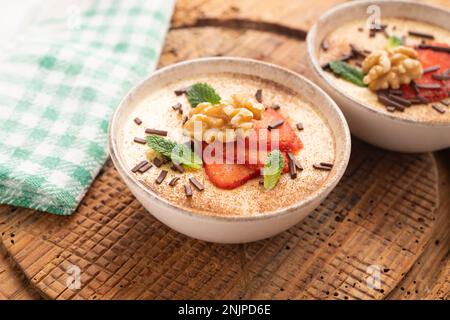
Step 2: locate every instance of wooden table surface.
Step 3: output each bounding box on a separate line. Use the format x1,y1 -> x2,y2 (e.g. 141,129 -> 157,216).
0,0 -> 448,300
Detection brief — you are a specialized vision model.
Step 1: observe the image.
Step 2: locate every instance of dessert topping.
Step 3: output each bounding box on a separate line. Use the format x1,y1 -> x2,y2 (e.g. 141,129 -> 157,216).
362,46 -> 423,91
145,128 -> 168,136
168,177 -> 180,187
329,60 -> 366,87
255,89 -> 263,103
408,30 -> 435,40
184,184 -> 193,197
263,150 -> 284,190
156,170 -> 168,184
134,117 -> 142,125
187,83 -> 221,107
131,160 -> 148,173
183,94 -> 264,143
133,137 -> 147,144
146,135 -> 202,170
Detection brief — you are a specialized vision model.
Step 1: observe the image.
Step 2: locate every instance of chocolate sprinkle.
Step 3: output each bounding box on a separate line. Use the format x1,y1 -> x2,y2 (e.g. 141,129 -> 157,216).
145,128 -> 168,136
271,104 -> 281,110
138,162 -> 152,173
268,119 -> 284,130
410,81 -> 420,95
255,89 -> 263,103
171,162 -> 185,173
432,74 -> 450,81
408,30 -> 435,39
313,164 -> 333,171
432,104 -> 445,114
296,122 -> 304,131
378,94 -> 406,111
182,116 -> 188,125
174,86 -> 191,96
184,184 -> 193,197
441,99 -> 449,106
133,137 -> 146,144
287,153 -> 303,171
288,157 -> 297,179
134,117 -> 142,125
418,44 -> 450,54
153,157 -> 163,168
156,170 -> 168,184
189,176 -> 204,191
423,65 -> 440,73
320,162 -> 334,168
388,94 -> 412,107
169,177 -> 180,187
131,160 -> 148,173
415,83 -> 441,89
172,102 -> 182,110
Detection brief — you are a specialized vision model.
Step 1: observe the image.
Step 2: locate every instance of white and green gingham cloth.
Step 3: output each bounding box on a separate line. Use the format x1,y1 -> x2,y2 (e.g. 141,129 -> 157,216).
0,0 -> 174,215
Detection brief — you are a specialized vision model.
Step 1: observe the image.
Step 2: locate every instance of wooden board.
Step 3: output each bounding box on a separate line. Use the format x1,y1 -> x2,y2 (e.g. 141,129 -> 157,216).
0,0 -> 449,300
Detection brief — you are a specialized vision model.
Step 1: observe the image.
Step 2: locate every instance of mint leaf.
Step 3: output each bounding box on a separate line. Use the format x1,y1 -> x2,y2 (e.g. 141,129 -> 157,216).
329,60 -> 367,87
187,83 -> 221,107
146,135 -> 202,169
388,35 -> 404,48
263,150 -> 284,190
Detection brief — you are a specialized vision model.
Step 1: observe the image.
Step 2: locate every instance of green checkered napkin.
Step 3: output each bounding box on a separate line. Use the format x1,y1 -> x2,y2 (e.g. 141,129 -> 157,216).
0,0 -> 174,215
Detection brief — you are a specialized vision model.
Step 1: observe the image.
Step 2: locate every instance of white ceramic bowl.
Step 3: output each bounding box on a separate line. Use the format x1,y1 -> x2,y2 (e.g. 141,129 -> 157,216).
307,0 -> 450,152
109,57 -> 351,243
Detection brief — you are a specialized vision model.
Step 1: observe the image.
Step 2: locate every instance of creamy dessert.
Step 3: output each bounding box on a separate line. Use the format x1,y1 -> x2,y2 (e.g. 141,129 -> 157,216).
119,73 -> 335,217
318,18 -> 450,123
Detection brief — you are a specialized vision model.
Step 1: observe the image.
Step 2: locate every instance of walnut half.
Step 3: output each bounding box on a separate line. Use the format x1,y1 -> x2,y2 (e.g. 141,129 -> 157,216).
362,46 -> 423,91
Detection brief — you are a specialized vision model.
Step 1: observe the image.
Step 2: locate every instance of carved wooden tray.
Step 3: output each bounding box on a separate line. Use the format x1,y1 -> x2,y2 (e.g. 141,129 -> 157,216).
0,0 -> 448,300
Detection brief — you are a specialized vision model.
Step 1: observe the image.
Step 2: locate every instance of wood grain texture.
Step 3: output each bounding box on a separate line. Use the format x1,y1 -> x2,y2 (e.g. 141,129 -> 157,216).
0,0 -> 448,300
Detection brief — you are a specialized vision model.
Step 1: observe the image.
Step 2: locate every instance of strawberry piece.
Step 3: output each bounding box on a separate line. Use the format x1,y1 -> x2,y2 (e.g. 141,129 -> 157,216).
202,109 -> 302,189
253,108 -> 303,153
204,163 -> 260,190
401,43 -> 450,102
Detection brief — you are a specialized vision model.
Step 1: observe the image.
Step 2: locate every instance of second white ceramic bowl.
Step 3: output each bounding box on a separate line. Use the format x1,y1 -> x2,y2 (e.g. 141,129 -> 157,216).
109,57 -> 351,243
307,0 -> 450,153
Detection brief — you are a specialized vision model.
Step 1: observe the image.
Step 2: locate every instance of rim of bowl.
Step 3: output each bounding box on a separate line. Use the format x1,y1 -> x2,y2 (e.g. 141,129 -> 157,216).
108,56 -> 351,222
306,0 -> 450,129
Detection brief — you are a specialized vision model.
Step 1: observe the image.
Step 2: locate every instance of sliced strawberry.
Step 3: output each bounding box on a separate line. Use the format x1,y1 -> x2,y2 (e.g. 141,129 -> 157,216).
202,109 -> 302,189
401,43 -> 450,102
253,109 -> 303,153
204,163 -> 260,190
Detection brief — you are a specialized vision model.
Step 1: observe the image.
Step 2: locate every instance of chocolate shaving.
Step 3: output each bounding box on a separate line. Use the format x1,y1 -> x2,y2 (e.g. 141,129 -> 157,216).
418,44 -> 450,54
189,176 -> 204,191
408,30 -> 435,40
313,164 -> 333,171
378,94 -> 406,111
268,119 -> 284,130
171,162 -> 185,173
171,102 -> 182,111
138,162 -> 152,173
410,81 -> 420,95
156,170 -> 168,184
134,117 -> 142,125
145,128 -> 168,136
287,153 -> 303,171
423,65 -> 440,73
320,162 -> 334,168
153,157 -> 163,168
432,104 -> 445,114
271,104 -> 281,110
131,160 -> 148,173
288,157 -> 297,179
133,137 -> 146,144
182,116 -> 188,125
174,86 -> 191,96
255,89 -> 263,103
388,94 -> 412,107
169,177 -> 180,187
184,184 -> 193,197
440,99 -> 449,106
350,44 -> 367,58
296,122 -> 304,131
415,83 -> 441,89
432,74 -> 450,81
